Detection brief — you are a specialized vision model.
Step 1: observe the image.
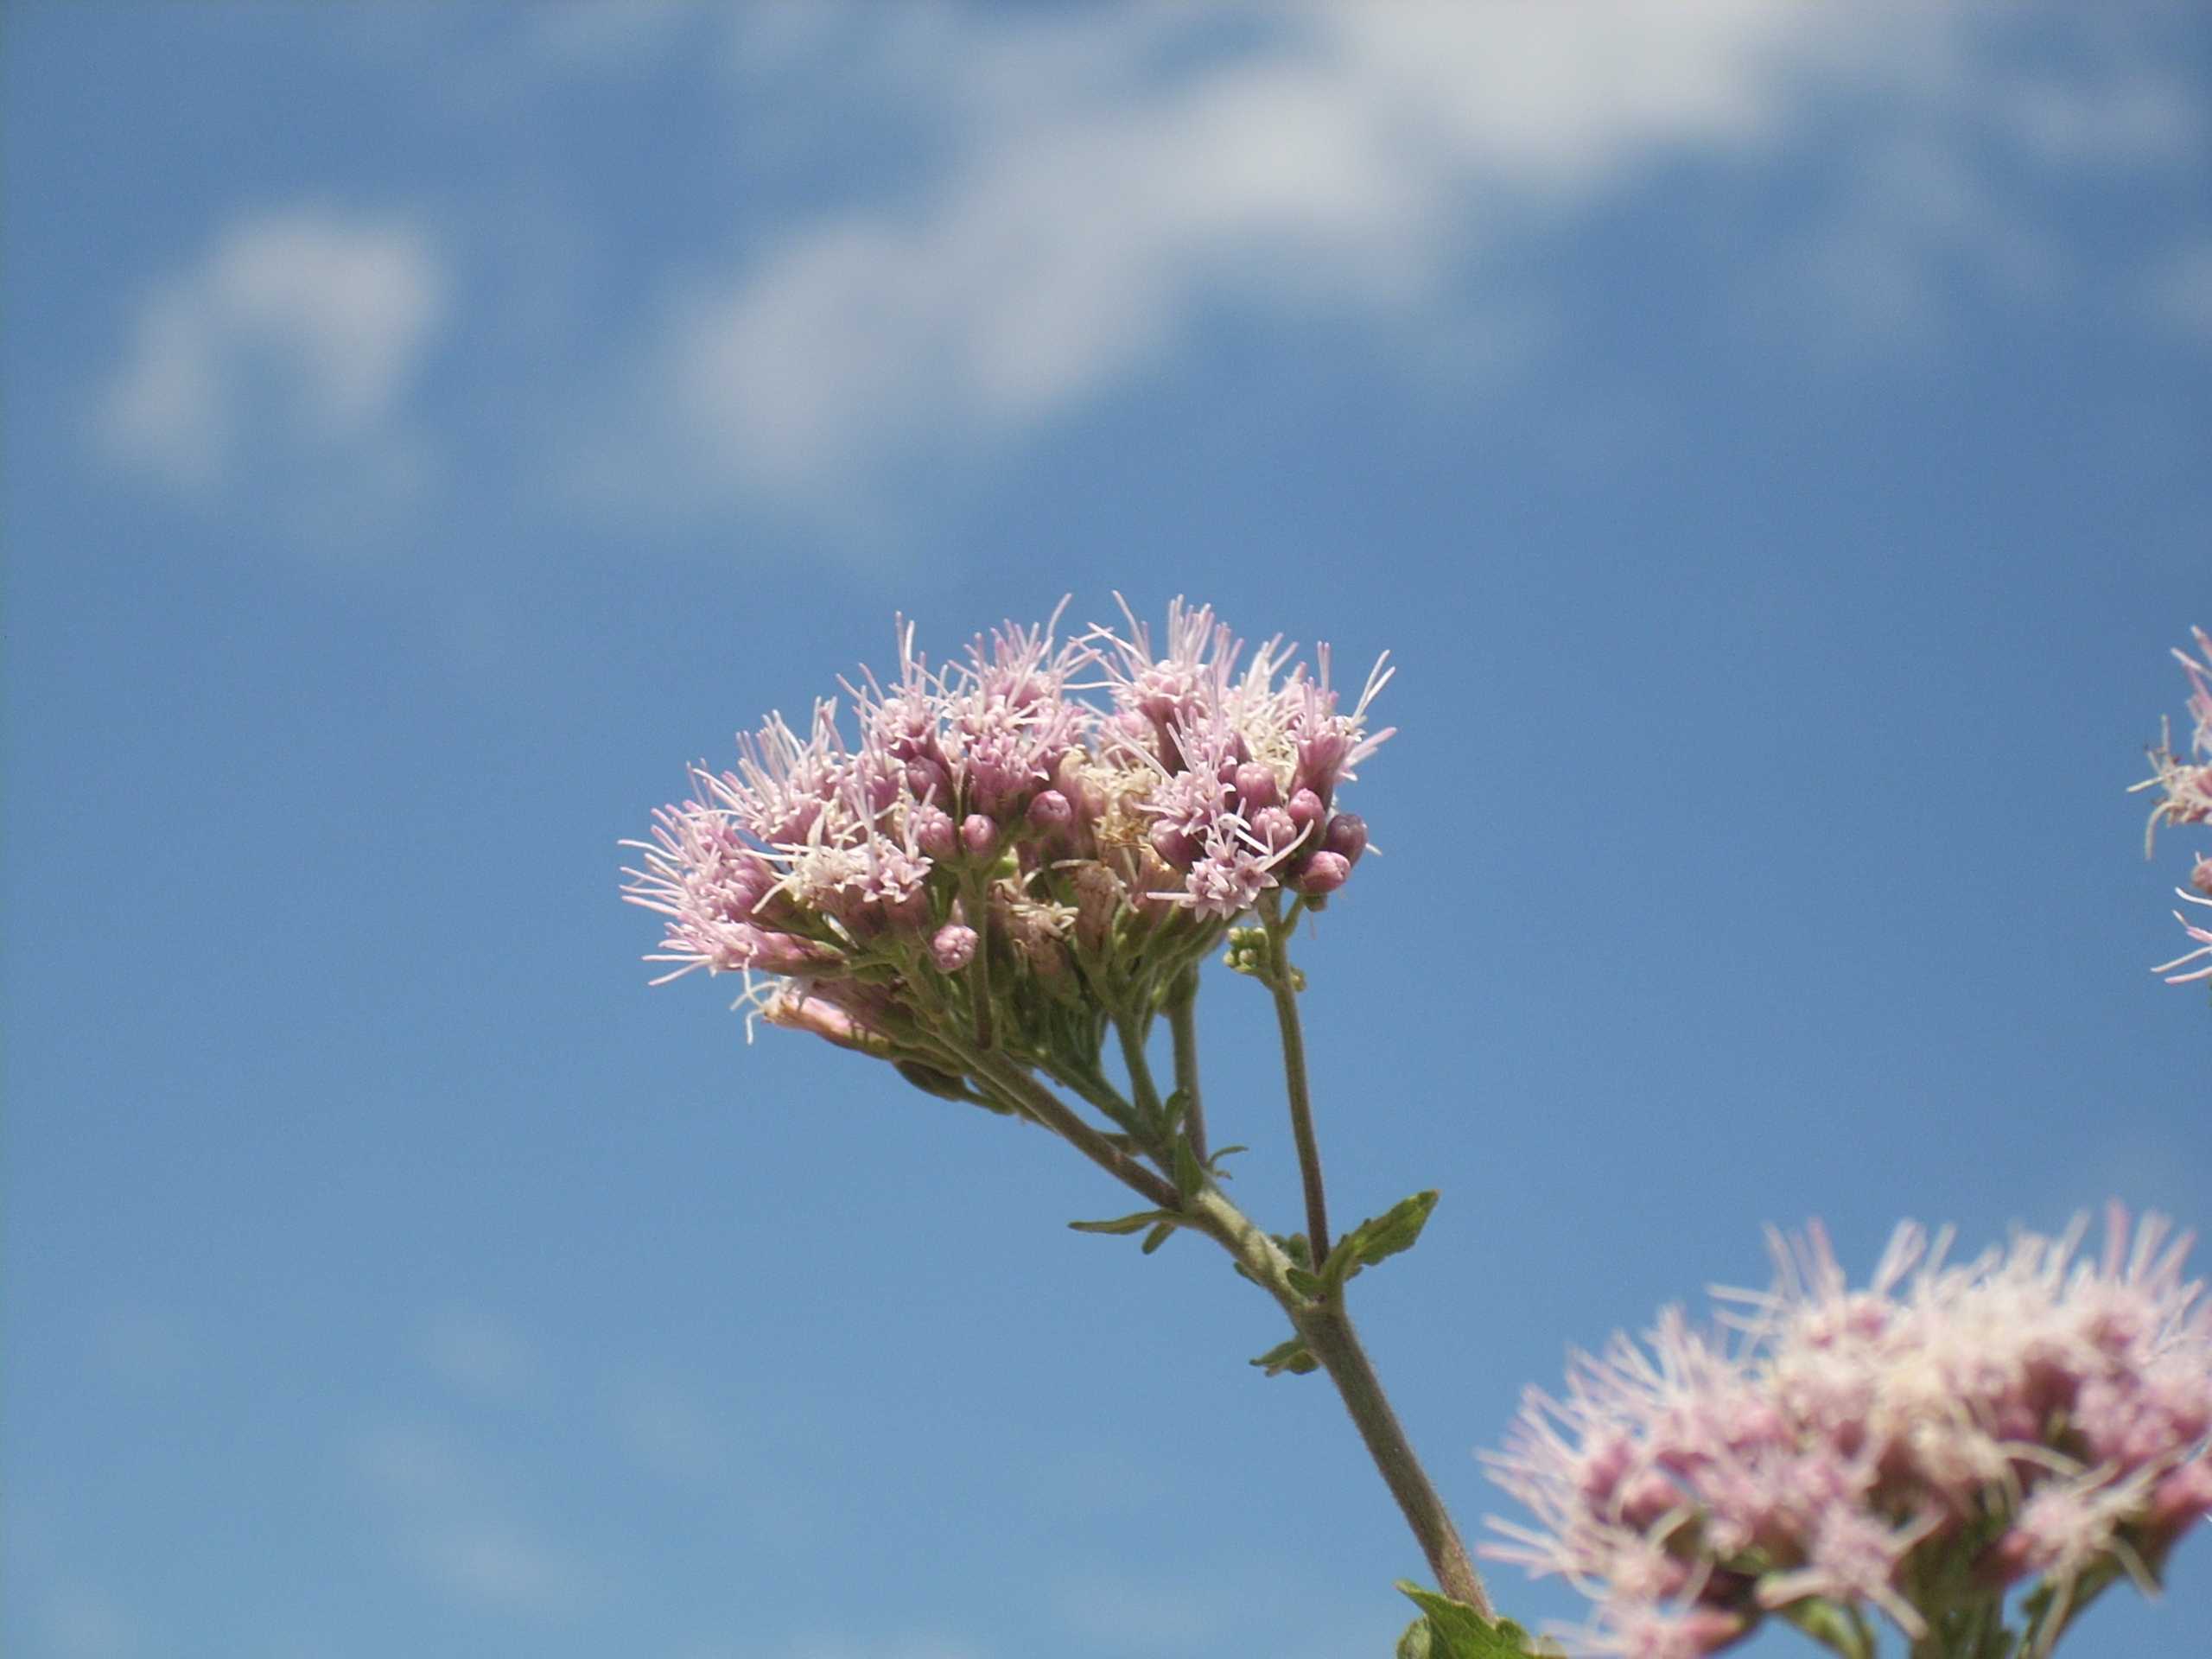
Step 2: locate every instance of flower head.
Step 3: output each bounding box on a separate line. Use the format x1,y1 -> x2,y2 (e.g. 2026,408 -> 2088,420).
1484,1207 -> 2212,1656
622,600 -> 1391,1071
2139,627 -> 2212,989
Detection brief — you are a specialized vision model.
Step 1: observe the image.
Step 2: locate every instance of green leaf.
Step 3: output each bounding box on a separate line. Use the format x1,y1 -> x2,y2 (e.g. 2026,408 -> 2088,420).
1173,1136 -> 1205,1198
1249,1335 -> 1319,1376
1321,1191 -> 1440,1295
1140,1220 -> 1177,1255
1394,1583 -> 1546,1659
1160,1087 -> 1190,1137
1285,1267 -> 1324,1299
1353,1190 -> 1440,1267
893,1060 -> 986,1106
1068,1210 -> 1175,1236
1205,1143 -> 1249,1178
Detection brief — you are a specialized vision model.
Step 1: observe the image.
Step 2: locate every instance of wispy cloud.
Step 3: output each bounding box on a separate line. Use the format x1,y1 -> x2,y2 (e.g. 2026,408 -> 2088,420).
613,1369 -> 734,1485
569,3 -> 2202,523
417,1307 -> 542,1403
349,1420 -> 600,1619
96,207 -> 445,499
592,3 -> 1816,513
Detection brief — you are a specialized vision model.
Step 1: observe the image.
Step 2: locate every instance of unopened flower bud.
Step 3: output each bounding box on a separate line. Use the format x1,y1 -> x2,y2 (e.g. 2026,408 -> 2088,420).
1234,762 -> 1280,813
720,856 -> 778,918
1287,787 -> 1327,842
760,986 -> 890,1056
1295,851 -> 1351,896
1149,821 -> 1198,868
1027,789 -> 1073,832
961,813 -> 1000,859
910,804 -> 957,862
931,923 -> 979,974
1323,811 -> 1368,866
905,758 -> 950,805
1247,804 -> 1297,850
741,930 -> 838,976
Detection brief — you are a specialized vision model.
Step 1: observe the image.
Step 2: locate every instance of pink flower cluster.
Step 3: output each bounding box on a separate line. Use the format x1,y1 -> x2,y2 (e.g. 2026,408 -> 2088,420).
1483,1208 -> 2212,1658
620,600 -> 1387,1059
2139,626 -> 2212,985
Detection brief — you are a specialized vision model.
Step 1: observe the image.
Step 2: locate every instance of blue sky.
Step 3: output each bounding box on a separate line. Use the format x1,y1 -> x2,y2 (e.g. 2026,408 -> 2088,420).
3,6 -> 2209,1657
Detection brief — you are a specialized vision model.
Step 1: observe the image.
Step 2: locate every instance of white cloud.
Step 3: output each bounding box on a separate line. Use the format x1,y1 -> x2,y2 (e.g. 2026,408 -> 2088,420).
418,1308 -> 542,1402
577,3 -> 2201,522
97,208 -> 445,495
349,1421 -> 600,1619
594,2 -> 1847,512
614,1371 -> 734,1484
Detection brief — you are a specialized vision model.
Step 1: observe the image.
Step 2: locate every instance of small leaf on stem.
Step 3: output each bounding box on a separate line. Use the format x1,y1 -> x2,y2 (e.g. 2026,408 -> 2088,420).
1067,1210 -> 1177,1236
1395,1583 -> 1548,1659
1173,1137 -> 1206,1198
1249,1335 -> 1320,1377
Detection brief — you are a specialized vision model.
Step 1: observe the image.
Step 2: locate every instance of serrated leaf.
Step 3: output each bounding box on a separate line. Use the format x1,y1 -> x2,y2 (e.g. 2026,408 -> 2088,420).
1140,1220 -> 1177,1255
1322,1192 -> 1440,1294
1068,1210 -> 1175,1236
1249,1335 -> 1319,1376
1356,1191 -> 1439,1267
1173,1137 -> 1205,1198
1395,1583 -> 1544,1659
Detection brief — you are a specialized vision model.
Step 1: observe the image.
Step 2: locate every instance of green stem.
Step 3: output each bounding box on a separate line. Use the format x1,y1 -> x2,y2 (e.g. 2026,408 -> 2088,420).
1165,968 -> 1208,1164
1259,892 -> 1330,1261
964,874 -> 995,1050
1185,1187 -> 1490,1617
1114,1013 -> 1168,1147
965,1050 -> 1184,1213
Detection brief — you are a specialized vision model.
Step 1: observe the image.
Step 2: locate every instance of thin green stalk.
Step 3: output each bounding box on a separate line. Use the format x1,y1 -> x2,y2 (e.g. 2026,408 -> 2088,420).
965,1049 -> 1183,1213
1259,892 -> 1330,1260
1186,1187 -> 1491,1617
1106,1013 -> 1176,1167
964,875 -> 995,1050
961,1024 -> 1488,1618
1165,968 -> 1208,1164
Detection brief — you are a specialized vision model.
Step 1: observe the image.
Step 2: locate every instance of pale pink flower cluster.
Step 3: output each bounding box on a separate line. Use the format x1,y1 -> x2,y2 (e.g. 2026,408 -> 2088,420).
1483,1208 -> 2212,1657
620,600 -> 1386,1060
2138,626 -> 2212,984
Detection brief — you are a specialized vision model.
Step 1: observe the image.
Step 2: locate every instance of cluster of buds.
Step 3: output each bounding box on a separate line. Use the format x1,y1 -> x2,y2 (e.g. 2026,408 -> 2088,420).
1482,1207 -> 2212,1658
620,600 -> 1388,1087
2136,626 -> 2212,986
